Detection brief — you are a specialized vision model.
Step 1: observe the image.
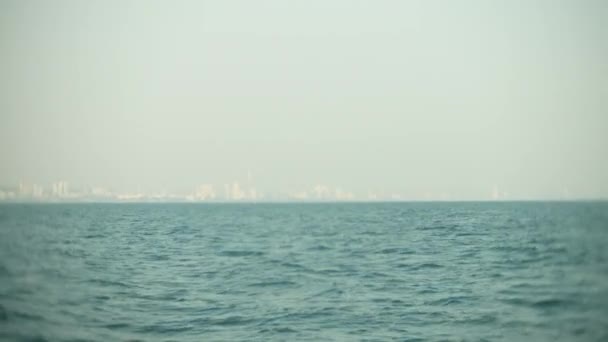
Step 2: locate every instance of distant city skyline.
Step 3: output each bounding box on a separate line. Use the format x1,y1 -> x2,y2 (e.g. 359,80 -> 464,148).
0,176 -> 590,202
1,1 -> 607,200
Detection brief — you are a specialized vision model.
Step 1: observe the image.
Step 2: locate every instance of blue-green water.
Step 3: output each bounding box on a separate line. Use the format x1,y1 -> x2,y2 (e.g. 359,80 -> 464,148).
0,202 -> 607,341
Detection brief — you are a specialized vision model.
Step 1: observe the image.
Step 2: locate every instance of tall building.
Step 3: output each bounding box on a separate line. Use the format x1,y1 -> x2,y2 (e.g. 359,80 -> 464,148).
231,182 -> 245,200
224,184 -> 231,200
191,184 -> 216,201
313,184 -> 330,199
18,182 -> 30,198
52,181 -> 69,198
32,184 -> 44,199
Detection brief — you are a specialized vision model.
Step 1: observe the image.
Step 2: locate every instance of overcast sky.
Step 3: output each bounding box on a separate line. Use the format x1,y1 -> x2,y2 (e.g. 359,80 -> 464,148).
1,0 -> 607,199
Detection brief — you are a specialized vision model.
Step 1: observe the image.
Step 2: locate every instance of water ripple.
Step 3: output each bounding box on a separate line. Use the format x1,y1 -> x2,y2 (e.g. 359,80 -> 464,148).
0,202 -> 607,341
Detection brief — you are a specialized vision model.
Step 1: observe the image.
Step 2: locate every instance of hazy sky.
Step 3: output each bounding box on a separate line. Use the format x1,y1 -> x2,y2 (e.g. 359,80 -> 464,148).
1,0 -> 607,199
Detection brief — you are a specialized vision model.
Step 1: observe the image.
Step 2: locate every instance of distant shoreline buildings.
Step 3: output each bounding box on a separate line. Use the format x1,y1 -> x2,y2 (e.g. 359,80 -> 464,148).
0,180 -> 393,203
0,180 -> 351,203
0,180 -> 585,203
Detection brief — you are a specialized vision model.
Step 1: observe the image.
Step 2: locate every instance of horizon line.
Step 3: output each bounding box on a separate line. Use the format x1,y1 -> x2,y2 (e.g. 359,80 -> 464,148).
1,199 -> 607,204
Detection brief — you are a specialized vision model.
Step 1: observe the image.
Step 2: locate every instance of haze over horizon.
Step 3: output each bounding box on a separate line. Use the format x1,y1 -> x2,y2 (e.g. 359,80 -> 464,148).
1,0 -> 607,200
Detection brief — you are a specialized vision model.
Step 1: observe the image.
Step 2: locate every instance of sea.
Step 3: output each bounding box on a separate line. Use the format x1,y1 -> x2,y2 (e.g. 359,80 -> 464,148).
0,202 -> 607,341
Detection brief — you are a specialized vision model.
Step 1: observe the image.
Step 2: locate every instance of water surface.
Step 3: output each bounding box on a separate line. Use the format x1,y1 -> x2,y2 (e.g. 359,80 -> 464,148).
1,202 -> 607,341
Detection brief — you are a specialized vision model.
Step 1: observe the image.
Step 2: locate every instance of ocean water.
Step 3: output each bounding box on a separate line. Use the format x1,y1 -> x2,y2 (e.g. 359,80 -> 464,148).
0,202 -> 607,342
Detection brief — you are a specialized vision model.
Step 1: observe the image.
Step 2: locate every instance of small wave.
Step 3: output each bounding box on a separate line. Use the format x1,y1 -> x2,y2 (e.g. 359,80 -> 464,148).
104,322 -> 130,330
219,250 -> 265,257
572,327 -> 587,336
214,316 -> 254,326
427,295 -> 475,306
276,261 -> 306,270
281,307 -> 336,321
416,263 -> 443,269
532,298 -> 570,308
307,245 -> 331,251
149,254 -> 170,261
87,279 -> 133,288
458,251 -> 479,258
317,268 -> 342,275
7,310 -> 45,322
0,264 -> 9,276
502,297 -> 571,309
454,231 -> 485,237
370,298 -> 408,305
83,234 -> 106,239
57,248 -> 87,258
507,282 -> 545,290
361,271 -> 390,279
14,335 -> 49,342
259,326 -> 297,334
397,262 -> 443,270
0,305 -> 7,321
455,314 -> 497,325
416,288 -> 438,294
137,324 -> 193,334
378,247 -> 414,255
400,337 -> 426,342
270,260 -> 318,275
418,224 -> 457,230
307,287 -> 344,299
190,315 -> 255,327
360,230 -> 383,236
134,289 -> 188,302
248,280 -> 297,287
491,245 -> 539,253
